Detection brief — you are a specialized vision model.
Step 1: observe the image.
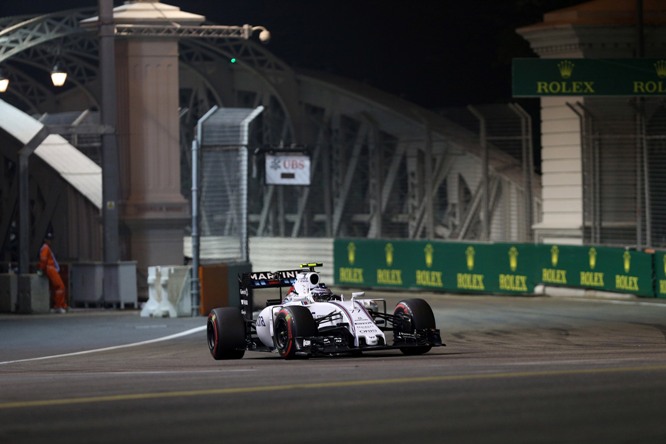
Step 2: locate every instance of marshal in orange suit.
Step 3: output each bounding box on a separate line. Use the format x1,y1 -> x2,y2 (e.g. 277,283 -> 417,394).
39,233 -> 68,313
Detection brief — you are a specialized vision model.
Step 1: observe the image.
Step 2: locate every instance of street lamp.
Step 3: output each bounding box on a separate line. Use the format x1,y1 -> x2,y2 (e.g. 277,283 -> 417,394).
50,63 -> 67,87
0,69 -> 8,93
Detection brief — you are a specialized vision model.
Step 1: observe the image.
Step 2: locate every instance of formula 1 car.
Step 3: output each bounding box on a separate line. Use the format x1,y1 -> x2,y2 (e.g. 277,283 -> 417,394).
207,263 -> 443,360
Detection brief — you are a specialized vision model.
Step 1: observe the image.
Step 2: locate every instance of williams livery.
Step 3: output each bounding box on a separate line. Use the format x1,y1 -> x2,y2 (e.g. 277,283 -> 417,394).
207,263 -> 443,360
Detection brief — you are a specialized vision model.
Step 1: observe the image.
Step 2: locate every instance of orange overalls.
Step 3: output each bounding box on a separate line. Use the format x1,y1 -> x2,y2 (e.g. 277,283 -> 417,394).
39,242 -> 67,310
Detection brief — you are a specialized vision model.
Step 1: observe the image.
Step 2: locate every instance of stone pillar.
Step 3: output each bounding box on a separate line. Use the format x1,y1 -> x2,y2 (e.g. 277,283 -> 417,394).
111,1 -> 204,286
516,0 -> 665,244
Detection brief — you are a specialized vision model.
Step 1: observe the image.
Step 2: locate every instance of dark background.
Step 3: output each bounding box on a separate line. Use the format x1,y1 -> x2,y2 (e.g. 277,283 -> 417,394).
0,0 -> 584,109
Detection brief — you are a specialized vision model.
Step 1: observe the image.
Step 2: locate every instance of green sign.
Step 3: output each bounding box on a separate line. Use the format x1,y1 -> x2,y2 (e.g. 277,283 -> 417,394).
536,244 -> 654,297
334,239 -> 539,295
512,58 -> 666,97
334,239 -> 656,297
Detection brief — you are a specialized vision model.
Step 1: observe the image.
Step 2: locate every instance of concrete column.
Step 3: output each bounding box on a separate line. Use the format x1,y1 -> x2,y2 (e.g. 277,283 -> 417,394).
516,0 -> 657,244
111,1 -> 204,285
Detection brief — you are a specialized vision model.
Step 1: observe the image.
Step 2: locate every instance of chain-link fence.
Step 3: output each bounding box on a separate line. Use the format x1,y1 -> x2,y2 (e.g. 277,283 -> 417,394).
572,97 -> 666,248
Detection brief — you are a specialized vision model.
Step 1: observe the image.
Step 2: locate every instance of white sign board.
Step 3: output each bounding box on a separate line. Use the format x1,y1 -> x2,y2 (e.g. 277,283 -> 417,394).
265,154 -> 311,185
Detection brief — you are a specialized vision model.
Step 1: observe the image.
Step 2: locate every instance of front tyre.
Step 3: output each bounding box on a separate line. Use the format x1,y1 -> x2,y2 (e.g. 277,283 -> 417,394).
207,307 -> 246,360
274,306 -> 317,359
393,298 -> 436,355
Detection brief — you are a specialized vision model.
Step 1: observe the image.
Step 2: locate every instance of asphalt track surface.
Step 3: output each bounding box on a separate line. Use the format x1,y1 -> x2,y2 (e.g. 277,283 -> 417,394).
2,292 -> 666,444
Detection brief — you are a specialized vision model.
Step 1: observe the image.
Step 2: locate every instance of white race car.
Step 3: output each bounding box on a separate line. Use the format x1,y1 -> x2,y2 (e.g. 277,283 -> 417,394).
207,263 -> 443,360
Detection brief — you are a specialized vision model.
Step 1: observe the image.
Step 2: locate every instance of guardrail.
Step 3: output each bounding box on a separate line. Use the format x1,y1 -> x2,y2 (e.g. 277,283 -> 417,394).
334,239 -> 664,298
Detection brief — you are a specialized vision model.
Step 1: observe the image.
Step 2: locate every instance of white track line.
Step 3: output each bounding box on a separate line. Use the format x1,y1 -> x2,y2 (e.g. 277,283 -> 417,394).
0,325 -> 206,366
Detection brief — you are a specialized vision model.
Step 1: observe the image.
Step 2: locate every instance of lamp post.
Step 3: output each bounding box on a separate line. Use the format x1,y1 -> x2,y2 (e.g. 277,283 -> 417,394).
98,0 -> 120,265
50,63 -> 67,87
0,69 -> 8,92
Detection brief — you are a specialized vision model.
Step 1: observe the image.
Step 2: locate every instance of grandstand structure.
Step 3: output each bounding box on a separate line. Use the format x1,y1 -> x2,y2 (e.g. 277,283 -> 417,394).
0,2 -> 537,274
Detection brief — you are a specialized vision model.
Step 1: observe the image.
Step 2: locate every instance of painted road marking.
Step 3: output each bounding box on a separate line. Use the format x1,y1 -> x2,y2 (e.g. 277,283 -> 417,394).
2,364 -> 666,410
0,325 -> 206,366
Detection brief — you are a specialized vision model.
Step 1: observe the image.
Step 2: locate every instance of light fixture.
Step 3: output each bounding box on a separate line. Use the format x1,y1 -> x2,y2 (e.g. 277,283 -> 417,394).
50,63 -> 67,87
0,69 -> 8,93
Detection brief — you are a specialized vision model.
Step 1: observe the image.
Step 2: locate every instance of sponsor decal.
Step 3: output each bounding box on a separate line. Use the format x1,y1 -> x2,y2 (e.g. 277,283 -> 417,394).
456,273 -> 485,290
347,242 -> 356,265
615,250 -> 639,292
580,247 -> 604,287
499,274 -> 528,292
377,269 -> 403,285
339,267 -> 364,284
416,270 -> 443,288
542,245 -> 567,285
416,243 -> 442,287
458,246 -> 484,290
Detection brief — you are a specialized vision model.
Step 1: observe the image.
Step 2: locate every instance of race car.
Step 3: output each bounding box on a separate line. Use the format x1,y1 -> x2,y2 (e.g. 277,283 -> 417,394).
206,263 -> 443,360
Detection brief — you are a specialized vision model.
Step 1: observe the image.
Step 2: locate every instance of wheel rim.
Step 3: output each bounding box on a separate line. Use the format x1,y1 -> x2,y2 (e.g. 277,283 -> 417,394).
207,320 -> 216,352
275,318 -> 289,351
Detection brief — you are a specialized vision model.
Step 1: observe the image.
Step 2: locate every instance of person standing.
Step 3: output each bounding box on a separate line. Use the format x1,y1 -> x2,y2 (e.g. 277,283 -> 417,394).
39,232 -> 68,313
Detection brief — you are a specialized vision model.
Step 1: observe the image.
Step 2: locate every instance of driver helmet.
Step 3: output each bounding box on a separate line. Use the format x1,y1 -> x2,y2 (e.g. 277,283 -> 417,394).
310,284 -> 333,302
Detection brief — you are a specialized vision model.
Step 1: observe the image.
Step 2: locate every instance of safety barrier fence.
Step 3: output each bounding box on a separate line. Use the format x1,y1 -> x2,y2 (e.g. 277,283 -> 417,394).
334,239 -> 666,299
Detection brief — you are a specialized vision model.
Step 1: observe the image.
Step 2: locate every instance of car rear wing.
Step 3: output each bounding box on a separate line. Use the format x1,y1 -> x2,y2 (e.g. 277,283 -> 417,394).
238,263 -> 323,320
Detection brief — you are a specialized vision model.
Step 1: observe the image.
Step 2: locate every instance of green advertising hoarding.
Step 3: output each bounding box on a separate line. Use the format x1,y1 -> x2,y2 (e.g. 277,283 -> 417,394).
512,58 -> 666,97
334,239 -> 435,289
536,245 -> 654,297
444,242 -> 539,294
334,239 -> 656,297
334,239 -> 539,295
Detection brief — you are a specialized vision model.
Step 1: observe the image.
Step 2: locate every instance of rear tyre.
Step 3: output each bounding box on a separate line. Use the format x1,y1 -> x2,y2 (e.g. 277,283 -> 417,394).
274,305 -> 317,359
393,298 -> 436,355
207,307 -> 246,360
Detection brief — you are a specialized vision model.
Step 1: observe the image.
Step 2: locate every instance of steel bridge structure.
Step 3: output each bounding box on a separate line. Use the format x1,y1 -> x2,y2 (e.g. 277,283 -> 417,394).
0,7 -> 538,265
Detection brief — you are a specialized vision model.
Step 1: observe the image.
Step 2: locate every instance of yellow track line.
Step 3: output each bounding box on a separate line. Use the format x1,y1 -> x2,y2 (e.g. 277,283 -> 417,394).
3,363 -> 666,410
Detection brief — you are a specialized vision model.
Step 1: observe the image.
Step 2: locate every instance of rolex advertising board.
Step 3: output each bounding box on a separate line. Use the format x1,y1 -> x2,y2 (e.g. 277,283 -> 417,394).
512,58 -> 666,97
334,239 -> 538,294
536,245 -> 654,297
334,239 -> 656,297
334,239 -> 422,288
446,243 -> 538,294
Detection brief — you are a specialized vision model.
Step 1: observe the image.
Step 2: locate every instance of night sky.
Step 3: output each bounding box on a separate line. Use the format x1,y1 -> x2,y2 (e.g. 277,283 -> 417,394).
0,0 -> 583,109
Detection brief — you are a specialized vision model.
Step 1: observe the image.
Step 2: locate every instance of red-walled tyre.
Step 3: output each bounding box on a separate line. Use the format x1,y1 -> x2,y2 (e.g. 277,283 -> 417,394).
393,298 -> 436,355
274,305 -> 317,359
207,307 -> 246,360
